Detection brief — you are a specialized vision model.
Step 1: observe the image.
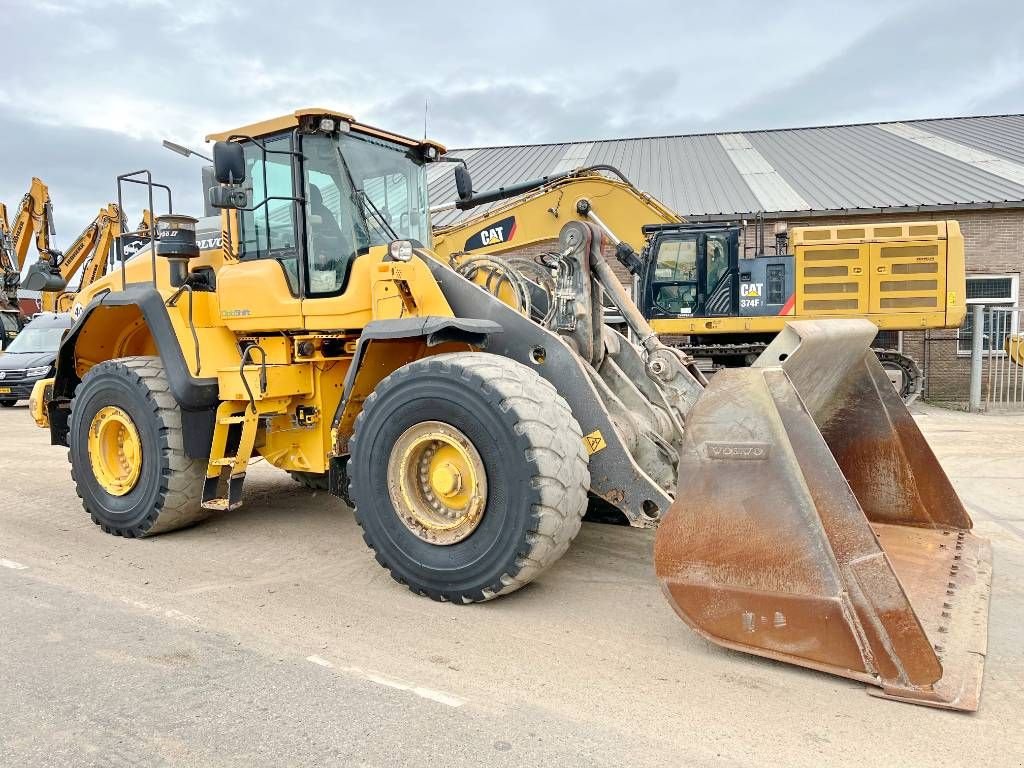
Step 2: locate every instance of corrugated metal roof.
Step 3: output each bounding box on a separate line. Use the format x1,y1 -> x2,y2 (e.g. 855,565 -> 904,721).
428,114 -> 1024,225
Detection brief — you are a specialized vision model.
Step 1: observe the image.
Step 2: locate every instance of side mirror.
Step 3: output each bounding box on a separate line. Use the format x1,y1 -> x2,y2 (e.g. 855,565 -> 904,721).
213,141 -> 245,184
454,165 -> 473,202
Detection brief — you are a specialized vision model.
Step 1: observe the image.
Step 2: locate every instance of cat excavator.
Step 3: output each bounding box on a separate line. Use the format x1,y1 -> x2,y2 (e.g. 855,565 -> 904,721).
431,167 -> 965,401
29,109 -> 990,711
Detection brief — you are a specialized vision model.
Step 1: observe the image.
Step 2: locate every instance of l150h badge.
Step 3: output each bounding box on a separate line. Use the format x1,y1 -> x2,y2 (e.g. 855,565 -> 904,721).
463,216 -> 517,251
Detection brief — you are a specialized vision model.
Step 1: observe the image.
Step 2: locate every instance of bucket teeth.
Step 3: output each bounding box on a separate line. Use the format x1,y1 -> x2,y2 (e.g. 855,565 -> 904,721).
655,319 -> 992,711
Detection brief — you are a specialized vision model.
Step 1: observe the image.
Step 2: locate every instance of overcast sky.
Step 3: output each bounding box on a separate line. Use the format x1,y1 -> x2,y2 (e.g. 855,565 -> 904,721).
2,0 -> 1022,245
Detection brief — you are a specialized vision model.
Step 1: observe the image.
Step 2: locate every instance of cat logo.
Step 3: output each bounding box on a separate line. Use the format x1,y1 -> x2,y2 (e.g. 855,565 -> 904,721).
741,282 -> 763,298
463,216 -> 517,252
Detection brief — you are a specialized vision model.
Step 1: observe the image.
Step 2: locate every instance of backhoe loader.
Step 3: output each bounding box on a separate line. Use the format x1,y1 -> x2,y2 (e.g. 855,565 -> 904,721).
30,109 -> 990,710
431,168 -> 966,401
23,203 -> 127,313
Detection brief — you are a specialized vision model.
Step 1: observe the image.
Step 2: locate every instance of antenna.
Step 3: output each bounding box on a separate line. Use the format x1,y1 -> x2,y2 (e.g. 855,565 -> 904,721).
423,97 -> 428,140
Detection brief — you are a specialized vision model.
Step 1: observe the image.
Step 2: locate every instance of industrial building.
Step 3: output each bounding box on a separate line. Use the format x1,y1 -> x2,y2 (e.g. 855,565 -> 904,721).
429,114 -> 1024,403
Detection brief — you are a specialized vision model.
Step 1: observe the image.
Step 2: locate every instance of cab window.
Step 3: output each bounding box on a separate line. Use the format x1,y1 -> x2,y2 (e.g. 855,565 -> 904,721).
239,135 -> 300,292
652,238 -> 698,315
705,234 -> 729,293
301,135 -> 368,296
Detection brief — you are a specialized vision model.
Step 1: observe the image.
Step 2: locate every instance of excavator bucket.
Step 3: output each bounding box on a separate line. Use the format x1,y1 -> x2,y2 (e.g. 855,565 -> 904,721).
22,260 -> 67,293
655,319 -> 992,710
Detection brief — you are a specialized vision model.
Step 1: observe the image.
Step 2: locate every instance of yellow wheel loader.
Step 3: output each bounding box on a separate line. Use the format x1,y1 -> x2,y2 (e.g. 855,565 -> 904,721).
31,109 -> 990,710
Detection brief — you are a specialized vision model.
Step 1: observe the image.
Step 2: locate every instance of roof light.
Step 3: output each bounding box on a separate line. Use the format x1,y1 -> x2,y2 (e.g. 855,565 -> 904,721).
319,117 -> 336,133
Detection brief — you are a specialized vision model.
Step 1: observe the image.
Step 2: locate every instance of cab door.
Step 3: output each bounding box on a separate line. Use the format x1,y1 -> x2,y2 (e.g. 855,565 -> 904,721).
699,230 -> 739,317
216,132 -> 306,332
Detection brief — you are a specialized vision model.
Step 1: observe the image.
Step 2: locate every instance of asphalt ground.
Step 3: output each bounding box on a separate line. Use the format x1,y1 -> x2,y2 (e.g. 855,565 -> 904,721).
0,402 -> 1022,767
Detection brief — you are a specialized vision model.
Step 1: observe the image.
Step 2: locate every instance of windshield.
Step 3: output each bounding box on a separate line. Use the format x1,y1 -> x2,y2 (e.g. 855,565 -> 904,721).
652,238 -> 698,315
302,132 -> 429,295
5,325 -> 65,354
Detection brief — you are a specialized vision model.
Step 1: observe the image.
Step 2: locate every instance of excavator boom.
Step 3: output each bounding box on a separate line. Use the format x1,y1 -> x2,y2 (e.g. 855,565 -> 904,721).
432,166 -> 681,269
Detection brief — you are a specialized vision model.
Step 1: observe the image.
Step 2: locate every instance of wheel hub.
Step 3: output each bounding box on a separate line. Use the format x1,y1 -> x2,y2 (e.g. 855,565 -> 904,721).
87,405 -> 143,496
388,421 -> 487,545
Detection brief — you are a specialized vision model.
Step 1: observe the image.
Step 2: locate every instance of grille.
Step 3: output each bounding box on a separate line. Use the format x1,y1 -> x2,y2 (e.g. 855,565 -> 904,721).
0,369 -> 26,381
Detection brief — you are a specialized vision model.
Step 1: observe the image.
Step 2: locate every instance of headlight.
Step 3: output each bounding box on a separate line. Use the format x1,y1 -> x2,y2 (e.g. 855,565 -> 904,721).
26,366 -> 51,378
388,240 -> 414,262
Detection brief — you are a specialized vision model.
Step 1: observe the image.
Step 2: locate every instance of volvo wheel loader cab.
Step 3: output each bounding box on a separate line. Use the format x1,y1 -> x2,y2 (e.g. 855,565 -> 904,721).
32,108 -> 990,710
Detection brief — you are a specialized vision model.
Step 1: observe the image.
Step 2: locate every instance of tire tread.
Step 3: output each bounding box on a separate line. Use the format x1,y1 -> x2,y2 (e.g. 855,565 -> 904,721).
349,352 -> 589,603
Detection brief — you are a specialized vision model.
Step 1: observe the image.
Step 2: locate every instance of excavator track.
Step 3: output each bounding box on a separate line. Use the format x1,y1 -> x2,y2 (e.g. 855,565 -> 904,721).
676,342 -> 923,404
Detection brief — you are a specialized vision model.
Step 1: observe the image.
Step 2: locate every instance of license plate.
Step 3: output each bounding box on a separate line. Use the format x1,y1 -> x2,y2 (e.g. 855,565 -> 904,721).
0,387 -> 11,394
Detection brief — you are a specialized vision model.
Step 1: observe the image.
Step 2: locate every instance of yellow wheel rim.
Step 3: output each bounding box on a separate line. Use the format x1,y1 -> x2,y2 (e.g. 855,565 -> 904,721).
388,421 -> 487,546
87,406 -> 143,496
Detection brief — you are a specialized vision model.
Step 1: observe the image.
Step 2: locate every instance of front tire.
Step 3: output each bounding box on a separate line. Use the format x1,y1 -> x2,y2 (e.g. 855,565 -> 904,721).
68,356 -> 207,537
349,352 -> 590,603
0,399 -> 16,407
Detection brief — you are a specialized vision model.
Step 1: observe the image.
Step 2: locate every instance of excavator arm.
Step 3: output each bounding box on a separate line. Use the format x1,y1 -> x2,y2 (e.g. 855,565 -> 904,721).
7,177 -> 56,269
28,204 -> 125,313
1,178 -> 59,309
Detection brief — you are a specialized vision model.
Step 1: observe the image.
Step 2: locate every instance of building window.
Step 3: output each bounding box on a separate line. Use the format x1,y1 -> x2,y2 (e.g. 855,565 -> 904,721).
957,274 -> 1019,355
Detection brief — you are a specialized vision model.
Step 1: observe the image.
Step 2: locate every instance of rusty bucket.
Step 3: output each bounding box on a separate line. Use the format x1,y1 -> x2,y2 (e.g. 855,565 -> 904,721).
655,320 -> 991,710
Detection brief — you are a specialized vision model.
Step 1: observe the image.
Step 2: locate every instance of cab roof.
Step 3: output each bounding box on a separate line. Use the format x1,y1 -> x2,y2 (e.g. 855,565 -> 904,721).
204,108 -> 446,155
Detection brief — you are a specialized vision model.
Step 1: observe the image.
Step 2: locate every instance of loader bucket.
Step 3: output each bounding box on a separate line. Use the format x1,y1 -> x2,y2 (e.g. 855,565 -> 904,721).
655,319 -> 991,711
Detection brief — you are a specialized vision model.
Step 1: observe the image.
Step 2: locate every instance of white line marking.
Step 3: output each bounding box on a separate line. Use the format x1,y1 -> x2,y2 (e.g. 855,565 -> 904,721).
306,655 -> 465,707
0,559 -> 28,570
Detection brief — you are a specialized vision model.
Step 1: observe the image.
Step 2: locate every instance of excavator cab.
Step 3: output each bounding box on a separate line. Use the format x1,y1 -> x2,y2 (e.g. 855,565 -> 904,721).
640,224 -> 741,320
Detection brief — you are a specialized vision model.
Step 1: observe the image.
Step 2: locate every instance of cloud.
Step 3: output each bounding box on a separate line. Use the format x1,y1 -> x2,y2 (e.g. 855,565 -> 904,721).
0,108 -> 206,240
719,0 -> 1024,130
2,0 -> 1019,248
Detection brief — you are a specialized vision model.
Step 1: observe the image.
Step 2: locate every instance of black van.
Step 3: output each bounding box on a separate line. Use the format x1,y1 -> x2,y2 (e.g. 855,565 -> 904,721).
0,312 -> 72,406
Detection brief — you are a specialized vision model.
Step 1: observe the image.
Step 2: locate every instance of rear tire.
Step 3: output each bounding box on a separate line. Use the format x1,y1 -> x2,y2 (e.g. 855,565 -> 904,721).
349,352 -> 589,603
68,356 -> 207,537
